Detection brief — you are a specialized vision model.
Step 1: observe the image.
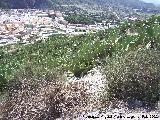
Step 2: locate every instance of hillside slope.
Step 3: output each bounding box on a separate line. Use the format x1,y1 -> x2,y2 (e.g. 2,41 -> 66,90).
0,0 -> 155,9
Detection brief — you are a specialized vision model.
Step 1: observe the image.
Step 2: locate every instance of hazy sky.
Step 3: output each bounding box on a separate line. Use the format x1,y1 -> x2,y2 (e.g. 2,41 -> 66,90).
142,0 -> 160,5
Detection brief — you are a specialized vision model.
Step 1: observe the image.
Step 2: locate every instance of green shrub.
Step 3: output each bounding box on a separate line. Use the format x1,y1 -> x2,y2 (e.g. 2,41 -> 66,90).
0,74 -> 7,92
104,49 -> 160,108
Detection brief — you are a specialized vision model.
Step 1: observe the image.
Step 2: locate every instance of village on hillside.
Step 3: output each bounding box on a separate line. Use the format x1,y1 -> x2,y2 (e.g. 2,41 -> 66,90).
0,9 -> 139,46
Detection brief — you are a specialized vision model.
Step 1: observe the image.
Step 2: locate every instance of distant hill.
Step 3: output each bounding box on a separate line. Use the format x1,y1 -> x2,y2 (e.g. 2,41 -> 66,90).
0,0 -> 53,9
0,0 -> 156,9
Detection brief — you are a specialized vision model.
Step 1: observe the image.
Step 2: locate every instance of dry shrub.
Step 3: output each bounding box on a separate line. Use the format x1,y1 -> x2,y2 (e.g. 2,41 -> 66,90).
1,71 -> 91,120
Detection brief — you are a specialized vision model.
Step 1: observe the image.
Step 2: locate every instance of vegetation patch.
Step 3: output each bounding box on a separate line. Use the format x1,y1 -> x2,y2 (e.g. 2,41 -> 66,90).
1,69 -> 91,119
0,16 -> 160,115
104,49 -> 160,109
1,16 -> 160,90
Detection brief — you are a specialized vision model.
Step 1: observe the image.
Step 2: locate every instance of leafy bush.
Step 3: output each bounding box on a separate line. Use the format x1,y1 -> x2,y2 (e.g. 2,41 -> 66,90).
104,49 -> 160,108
